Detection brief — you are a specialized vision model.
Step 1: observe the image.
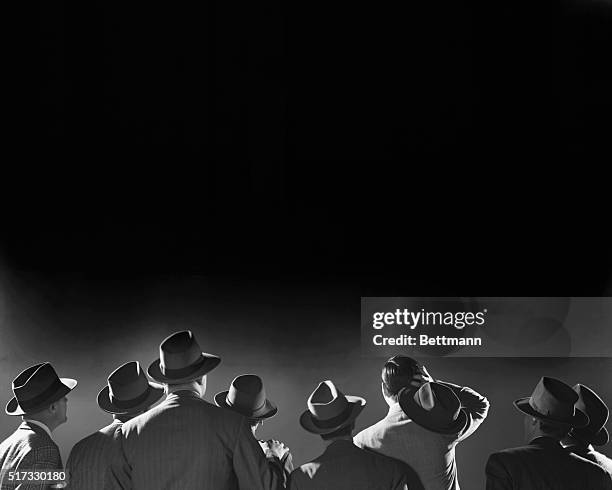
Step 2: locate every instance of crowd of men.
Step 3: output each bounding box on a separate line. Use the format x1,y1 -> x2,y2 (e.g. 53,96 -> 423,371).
1,330 -> 611,489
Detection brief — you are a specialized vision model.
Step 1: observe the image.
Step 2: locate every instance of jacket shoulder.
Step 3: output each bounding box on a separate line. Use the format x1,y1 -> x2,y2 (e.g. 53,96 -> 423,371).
121,396 -> 246,436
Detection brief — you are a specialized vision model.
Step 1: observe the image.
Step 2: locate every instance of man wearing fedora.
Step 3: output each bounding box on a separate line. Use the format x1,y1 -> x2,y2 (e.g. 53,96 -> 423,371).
485,376 -> 612,489
105,330 -> 288,490
215,374 -> 293,485
562,384 -> 612,478
353,356 -> 489,490
66,361 -> 165,490
289,380 -> 410,490
1,362 -> 77,489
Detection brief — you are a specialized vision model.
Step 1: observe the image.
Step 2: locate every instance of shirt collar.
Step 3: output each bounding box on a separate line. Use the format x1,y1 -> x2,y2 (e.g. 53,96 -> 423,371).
387,402 -> 404,417
24,419 -> 53,438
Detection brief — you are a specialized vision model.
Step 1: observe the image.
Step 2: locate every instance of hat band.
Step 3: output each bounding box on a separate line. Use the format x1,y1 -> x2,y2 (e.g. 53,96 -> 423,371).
161,356 -> 204,378
226,395 -> 266,413
312,404 -> 354,429
110,386 -> 151,409
17,378 -> 64,411
529,397 -> 573,420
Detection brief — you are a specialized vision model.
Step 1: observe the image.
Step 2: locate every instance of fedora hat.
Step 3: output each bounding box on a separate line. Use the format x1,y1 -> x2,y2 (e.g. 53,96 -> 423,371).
98,361 -> 165,415
6,363 -> 77,416
569,384 -> 609,446
215,374 -> 277,420
299,380 -> 365,435
514,377 -> 589,428
148,330 -> 221,384
399,382 -> 468,434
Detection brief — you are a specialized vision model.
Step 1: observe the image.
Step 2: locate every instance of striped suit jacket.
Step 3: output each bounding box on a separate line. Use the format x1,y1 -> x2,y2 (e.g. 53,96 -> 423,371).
289,440 -> 410,490
66,420 -> 122,490
0,421 -> 63,490
104,391 -> 285,490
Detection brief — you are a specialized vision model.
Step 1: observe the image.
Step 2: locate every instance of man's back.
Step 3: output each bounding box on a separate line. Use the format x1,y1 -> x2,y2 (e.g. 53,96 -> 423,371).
0,422 -> 62,490
486,437 -> 612,490
289,440 -> 408,490
354,383 -> 489,490
66,421 -> 122,490
105,391 -> 281,490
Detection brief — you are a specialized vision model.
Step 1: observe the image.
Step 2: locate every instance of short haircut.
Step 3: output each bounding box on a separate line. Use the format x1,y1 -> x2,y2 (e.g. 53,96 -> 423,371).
382,355 -> 419,397
538,419 -> 569,439
320,422 -> 355,441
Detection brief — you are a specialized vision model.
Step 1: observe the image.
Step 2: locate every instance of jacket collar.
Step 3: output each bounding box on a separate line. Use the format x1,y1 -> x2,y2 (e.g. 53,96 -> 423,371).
20,420 -> 53,440
322,439 -> 357,457
529,436 -> 562,449
165,390 -> 201,401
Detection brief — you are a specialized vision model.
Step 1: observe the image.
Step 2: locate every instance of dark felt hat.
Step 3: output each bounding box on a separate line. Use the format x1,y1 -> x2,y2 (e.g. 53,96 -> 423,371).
299,380 -> 365,435
6,363 -> 77,416
399,382 -> 468,434
148,330 -> 221,384
98,361 -> 165,415
514,377 -> 589,428
569,384 -> 609,446
215,374 -> 277,420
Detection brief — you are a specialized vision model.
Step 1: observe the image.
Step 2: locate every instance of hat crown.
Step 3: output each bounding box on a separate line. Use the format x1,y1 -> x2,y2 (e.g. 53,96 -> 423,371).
571,384 -> 609,444
108,361 -> 150,401
227,375 -> 267,412
529,377 -> 579,420
574,384 -> 609,427
308,380 -> 349,420
411,382 -> 461,422
159,330 -> 203,371
13,363 -> 61,403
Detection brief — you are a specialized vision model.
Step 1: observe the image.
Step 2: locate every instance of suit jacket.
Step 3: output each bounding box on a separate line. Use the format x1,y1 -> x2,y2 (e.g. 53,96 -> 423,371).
104,391 -> 284,490
564,443 -> 612,479
0,421 -> 63,490
66,420 -> 122,490
486,436 -> 612,490
354,381 -> 489,490
289,440 -> 409,490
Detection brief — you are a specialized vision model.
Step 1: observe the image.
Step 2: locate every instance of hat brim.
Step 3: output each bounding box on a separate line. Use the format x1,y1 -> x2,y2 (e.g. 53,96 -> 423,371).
299,396 -> 366,434
214,391 -> 278,420
97,383 -> 165,415
571,426 -> 610,446
514,397 -> 590,428
399,389 -> 468,435
5,378 -> 77,416
147,354 -> 221,384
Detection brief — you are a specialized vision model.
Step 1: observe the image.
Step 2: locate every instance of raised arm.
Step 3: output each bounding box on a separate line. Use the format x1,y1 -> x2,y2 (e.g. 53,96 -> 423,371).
437,380 -> 490,439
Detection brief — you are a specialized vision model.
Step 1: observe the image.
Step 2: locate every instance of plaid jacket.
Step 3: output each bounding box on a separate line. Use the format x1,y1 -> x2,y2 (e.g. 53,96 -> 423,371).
0,421 -> 63,490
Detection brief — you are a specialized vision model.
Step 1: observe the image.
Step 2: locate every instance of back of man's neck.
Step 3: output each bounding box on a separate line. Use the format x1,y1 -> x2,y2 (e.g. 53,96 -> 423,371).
23,418 -> 53,436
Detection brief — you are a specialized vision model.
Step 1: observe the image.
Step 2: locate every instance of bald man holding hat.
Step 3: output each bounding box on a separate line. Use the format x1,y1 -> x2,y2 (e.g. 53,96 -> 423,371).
289,380 -> 410,490
1,362 -> 77,489
486,376 -> 612,490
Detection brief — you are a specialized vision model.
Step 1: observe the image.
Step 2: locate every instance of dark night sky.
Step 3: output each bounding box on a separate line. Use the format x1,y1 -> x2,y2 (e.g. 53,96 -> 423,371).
1,0 -> 611,488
